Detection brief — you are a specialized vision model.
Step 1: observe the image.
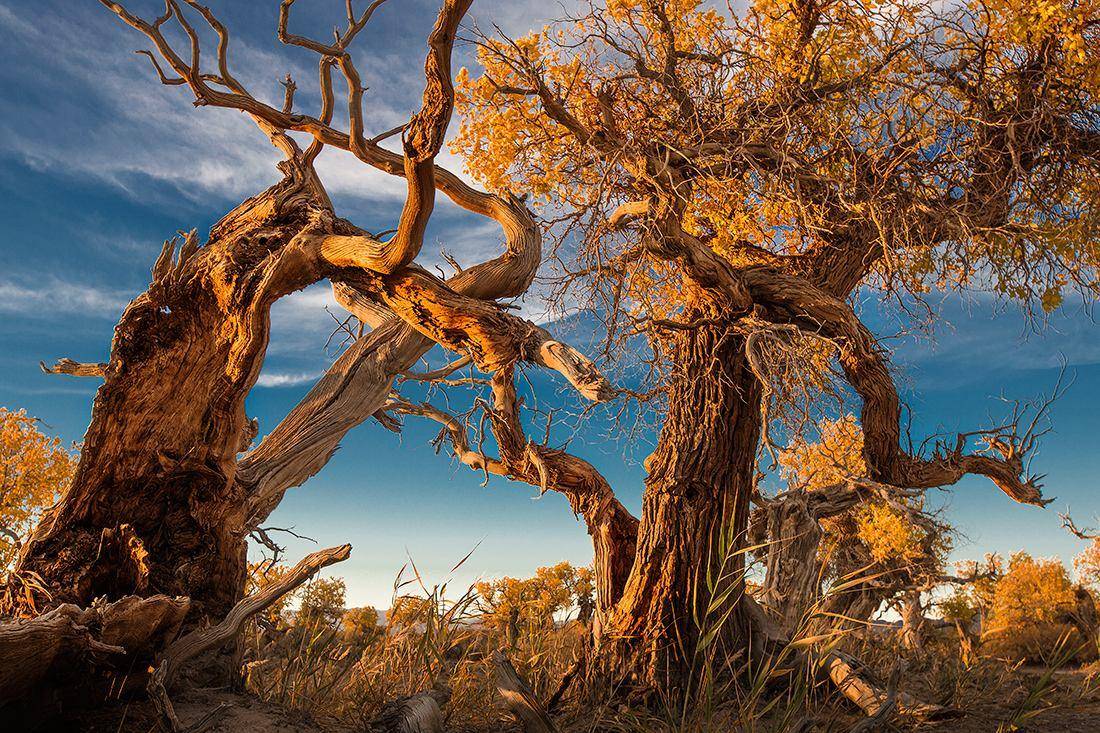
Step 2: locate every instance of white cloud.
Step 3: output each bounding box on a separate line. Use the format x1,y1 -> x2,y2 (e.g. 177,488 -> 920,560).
0,2 -> 423,206
0,280 -> 132,318
255,370 -> 324,388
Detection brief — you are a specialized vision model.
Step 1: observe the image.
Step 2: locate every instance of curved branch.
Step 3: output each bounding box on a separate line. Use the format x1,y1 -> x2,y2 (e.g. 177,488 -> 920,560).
387,366 -> 637,611
743,267 -> 1048,506
330,267 -> 615,401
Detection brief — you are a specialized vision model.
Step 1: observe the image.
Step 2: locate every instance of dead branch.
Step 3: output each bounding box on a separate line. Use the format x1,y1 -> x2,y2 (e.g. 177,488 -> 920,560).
826,652 -> 948,721
388,365 -> 638,612
492,650 -> 557,733
1060,509 -> 1100,540
148,544 -> 351,732
39,358 -> 107,378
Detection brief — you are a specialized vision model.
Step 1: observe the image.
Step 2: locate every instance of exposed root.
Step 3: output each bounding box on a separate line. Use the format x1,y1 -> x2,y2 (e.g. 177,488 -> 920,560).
0,594 -> 189,708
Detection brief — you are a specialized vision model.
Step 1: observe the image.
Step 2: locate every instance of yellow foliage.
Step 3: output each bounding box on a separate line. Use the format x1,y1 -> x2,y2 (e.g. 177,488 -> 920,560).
780,415 -> 949,574
984,552 -> 1083,661
0,407 -> 77,569
475,561 -> 595,637
340,606 -> 381,644
298,576 -> 347,627
1074,538 -> 1100,591
452,0 -> 1100,316
246,561 -> 297,626
779,414 -> 865,491
388,594 -> 436,629
990,552 -> 1076,628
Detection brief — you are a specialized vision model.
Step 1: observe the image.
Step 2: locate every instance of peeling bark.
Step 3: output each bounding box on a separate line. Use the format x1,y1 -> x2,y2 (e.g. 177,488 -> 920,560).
16,174 -> 337,623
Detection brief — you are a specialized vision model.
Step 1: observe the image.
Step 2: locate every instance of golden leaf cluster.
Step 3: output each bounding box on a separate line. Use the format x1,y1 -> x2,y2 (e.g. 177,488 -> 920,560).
0,407 -> 77,569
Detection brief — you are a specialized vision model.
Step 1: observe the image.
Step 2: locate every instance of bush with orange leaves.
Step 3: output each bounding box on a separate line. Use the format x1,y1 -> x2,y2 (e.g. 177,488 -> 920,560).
0,407 -> 77,569
983,551 -> 1092,663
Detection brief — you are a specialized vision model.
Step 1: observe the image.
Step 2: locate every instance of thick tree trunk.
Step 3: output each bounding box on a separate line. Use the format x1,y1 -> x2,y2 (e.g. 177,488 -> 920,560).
605,318 -> 761,691
15,174 -> 332,625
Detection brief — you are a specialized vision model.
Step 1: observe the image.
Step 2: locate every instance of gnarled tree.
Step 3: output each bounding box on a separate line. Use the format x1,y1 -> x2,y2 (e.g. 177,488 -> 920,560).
3,0 -> 612,703
452,0 -> 1098,692
3,0 -> 1098,717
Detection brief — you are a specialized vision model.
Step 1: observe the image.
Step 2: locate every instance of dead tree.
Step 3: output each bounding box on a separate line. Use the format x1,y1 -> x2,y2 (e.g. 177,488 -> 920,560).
3,0 -> 610,707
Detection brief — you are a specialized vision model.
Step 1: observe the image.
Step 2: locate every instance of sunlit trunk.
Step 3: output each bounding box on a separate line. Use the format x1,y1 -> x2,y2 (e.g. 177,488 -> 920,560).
606,317 -> 761,691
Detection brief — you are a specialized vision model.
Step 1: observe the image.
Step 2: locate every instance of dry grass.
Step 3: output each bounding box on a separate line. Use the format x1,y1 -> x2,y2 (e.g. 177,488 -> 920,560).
239,576 -> 1100,733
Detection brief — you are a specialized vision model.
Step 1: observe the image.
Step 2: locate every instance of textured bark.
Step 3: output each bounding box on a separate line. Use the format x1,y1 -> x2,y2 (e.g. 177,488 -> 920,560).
753,492 -> 826,635
493,650 -> 558,733
16,174 -> 335,623
899,591 -> 926,651
605,316 -> 761,690
0,595 -> 189,711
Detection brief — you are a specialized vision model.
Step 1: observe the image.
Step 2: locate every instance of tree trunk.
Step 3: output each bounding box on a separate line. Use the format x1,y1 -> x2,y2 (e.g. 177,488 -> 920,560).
899,590 -> 925,651
605,317 -> 761,691
15,174 -> 332,626
754,492 -> 826,635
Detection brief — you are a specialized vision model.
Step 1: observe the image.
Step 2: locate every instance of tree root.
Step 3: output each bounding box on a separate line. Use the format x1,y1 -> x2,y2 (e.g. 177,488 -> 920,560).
826,652 -> 952,721
0,594 -> 190,708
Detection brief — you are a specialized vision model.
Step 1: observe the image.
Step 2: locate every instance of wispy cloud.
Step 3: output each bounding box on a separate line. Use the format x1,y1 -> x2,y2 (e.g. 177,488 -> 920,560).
0,2 -> 418,207
0,279 -> 132,318
255,370 -> 324,388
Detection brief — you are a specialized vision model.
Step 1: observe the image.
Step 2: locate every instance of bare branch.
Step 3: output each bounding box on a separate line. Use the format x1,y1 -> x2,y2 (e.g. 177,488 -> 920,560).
39,358 -> 107,378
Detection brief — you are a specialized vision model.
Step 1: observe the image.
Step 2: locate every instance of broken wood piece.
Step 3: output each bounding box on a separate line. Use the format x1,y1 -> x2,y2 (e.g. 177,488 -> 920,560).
493,650 -> 557,733
148,544 -> 352,732
39,358 -> 107,377
370,690 -> 448,733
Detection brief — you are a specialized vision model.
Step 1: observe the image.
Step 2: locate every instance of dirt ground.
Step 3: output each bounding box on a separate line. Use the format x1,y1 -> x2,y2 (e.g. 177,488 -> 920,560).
36,668 -> 1100,733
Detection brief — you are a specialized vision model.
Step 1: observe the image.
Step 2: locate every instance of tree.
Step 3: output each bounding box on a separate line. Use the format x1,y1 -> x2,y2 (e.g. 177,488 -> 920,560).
1075,540 -> 1100,592
475,562 -> 594,644
388,595 -> 436,630
11,0 -> 608,631
340,606 -> 381,644
298,577 -> 347,628
451,0 -> 1096,690
984,552 -> 1084,662
1,0 -> 1096,711
756,415 -> 951,646
0,408 -> 77,569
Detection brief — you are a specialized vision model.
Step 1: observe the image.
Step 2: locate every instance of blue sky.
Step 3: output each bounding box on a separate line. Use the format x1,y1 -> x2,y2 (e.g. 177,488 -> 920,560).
1,0 -> 1098,609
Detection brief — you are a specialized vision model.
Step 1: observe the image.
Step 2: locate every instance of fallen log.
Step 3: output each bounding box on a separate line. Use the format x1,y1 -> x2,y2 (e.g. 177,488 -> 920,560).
370,690 -> 449,733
